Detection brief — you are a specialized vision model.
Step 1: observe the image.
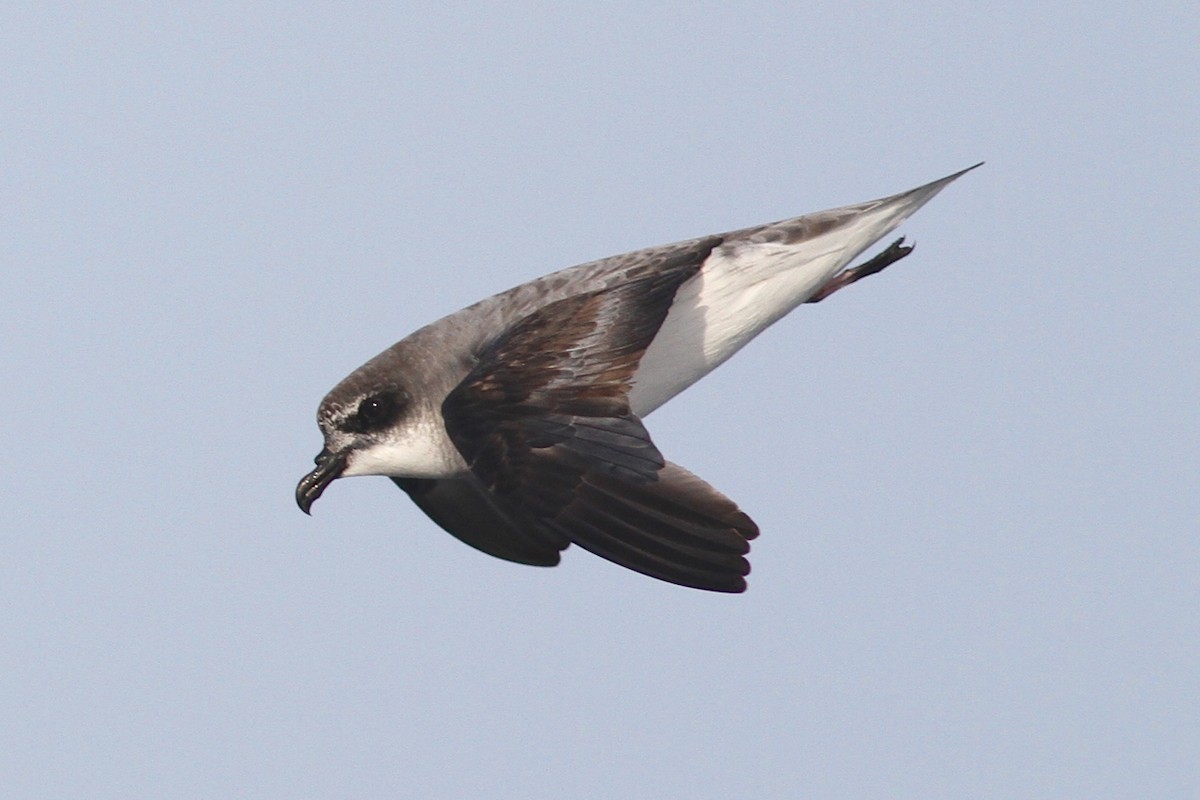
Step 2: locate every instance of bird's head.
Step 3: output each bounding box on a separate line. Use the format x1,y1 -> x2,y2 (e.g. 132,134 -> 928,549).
295,351 -> 462,513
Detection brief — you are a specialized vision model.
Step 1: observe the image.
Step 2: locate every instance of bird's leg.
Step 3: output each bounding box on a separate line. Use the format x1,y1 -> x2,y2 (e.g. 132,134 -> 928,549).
805,237 -> 914,303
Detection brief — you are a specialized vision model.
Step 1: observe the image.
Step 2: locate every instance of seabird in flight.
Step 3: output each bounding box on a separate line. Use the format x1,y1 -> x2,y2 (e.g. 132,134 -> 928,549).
296,164 -> 979,592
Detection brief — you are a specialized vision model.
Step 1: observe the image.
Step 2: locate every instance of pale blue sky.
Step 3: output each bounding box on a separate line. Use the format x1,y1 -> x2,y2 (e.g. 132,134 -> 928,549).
2,3 -> 1196,798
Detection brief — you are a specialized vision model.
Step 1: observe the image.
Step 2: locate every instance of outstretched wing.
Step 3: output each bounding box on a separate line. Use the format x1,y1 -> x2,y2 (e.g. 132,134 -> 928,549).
422,252 -> 759,592
392,475 -> 568,566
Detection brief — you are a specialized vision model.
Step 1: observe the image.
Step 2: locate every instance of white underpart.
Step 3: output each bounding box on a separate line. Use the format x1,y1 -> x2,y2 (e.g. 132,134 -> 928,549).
341,411 -> 466,478
629,177 -> 958,416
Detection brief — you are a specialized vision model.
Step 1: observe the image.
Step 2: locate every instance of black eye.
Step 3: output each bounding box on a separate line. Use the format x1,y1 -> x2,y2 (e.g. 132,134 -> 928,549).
344,391 -> 405,433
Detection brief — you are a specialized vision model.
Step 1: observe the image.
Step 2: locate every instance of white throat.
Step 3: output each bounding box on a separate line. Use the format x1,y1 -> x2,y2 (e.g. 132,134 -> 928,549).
341,412 -> 466,479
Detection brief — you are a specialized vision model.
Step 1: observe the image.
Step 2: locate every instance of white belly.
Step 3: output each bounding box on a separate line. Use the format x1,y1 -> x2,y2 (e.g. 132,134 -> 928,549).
628,175 -> 955,416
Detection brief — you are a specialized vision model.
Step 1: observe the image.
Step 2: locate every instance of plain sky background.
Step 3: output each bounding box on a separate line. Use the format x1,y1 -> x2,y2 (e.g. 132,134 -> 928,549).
2,3 -> 1196,798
